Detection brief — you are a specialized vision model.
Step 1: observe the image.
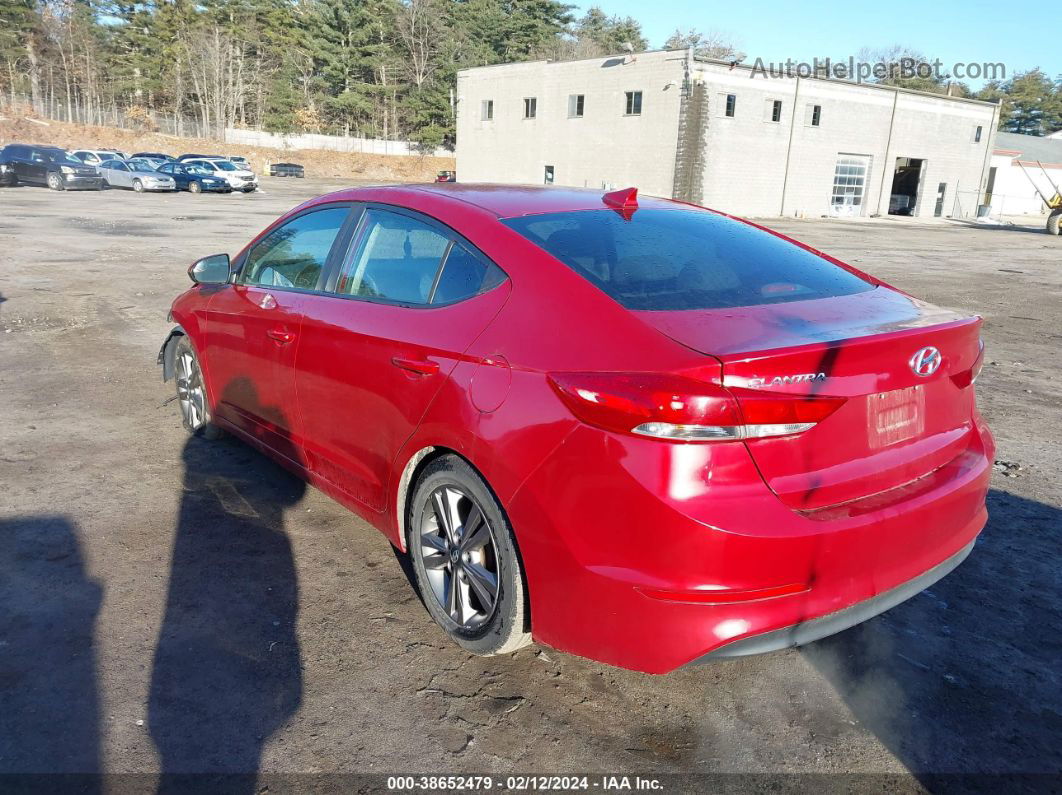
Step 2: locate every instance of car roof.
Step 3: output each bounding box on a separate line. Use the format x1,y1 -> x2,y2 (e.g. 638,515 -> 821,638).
308,184 -> 682,219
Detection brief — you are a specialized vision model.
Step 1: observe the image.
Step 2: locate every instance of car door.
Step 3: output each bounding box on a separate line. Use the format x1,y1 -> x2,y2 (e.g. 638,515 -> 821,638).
6,146 -> 31,183
23,148 -> 50,184
159,163 -> 184,189
103,161 -> 129,187
199,204 -> 355,463
295,206 -> 510,512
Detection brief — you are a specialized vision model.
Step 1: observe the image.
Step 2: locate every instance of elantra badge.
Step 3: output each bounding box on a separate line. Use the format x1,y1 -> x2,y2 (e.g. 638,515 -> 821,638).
748,372 -> 826,388
910,346 -> 942,376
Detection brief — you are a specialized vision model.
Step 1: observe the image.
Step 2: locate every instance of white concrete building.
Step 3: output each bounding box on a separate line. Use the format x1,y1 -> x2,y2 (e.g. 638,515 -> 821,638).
985,131 -> 1062,217
456,50 -> 1000,219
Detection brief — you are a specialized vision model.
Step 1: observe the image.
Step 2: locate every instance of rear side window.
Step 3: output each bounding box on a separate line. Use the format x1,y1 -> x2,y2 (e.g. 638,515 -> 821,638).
337,210 -> 506,306
503,209 -> 873,310
339,210 -> 449,303
432,244 -> 506,304
242,207 -> 350,290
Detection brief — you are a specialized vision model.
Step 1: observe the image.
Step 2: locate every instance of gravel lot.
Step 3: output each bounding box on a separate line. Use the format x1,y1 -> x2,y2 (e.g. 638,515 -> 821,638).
1,179 -> 1059,788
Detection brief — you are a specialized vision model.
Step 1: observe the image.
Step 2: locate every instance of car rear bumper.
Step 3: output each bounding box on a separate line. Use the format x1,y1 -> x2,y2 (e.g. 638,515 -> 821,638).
505,414 -> 994,673
689,537 -> 975,662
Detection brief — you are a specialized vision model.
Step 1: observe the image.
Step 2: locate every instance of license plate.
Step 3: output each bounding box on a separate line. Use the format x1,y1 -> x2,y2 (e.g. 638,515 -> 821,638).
867,385 -> 925,448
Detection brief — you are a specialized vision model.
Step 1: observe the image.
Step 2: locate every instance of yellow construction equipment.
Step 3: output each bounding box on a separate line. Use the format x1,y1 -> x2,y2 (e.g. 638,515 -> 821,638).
1018,160 -> 1062,234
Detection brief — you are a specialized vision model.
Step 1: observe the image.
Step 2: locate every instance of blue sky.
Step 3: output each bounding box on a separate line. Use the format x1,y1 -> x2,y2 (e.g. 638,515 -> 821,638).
576,0 -> 1048,88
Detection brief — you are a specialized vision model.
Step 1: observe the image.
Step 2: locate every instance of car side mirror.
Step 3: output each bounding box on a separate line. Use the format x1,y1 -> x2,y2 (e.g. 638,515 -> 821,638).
188,253 -> 231,285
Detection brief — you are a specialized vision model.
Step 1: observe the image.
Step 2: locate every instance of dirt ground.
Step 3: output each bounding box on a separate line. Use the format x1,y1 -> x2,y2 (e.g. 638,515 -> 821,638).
0,178 -> 1059,789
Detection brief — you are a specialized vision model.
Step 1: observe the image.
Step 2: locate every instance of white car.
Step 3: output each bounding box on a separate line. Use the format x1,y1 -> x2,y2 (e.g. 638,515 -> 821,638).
181,157 -> 258,192
71,149 -> 130,171
98,159 -> 176,192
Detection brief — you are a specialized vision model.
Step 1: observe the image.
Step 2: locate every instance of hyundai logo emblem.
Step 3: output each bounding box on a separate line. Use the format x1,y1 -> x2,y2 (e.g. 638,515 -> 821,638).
910,346 -> 942,377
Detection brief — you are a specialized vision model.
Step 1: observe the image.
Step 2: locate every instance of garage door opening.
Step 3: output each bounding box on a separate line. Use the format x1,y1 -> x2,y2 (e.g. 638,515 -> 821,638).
889,157 -> 925,216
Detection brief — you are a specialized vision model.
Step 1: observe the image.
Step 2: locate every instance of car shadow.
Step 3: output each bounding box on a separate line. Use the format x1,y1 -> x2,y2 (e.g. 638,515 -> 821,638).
802,488 -> 1062,783
0,515 -> 103,788
149,380 -> 306,792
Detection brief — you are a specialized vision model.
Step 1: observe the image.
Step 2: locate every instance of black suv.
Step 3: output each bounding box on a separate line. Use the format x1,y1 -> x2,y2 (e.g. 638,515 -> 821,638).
0,143 -> 103,190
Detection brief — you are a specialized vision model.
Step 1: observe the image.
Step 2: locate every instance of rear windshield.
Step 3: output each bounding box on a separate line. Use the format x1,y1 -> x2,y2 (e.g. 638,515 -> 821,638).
503,208 -> 874,310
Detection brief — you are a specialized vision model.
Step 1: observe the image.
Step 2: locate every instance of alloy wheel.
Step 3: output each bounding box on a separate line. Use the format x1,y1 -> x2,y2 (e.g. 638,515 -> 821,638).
175,349 -> 207,430
417,486 -> 499,630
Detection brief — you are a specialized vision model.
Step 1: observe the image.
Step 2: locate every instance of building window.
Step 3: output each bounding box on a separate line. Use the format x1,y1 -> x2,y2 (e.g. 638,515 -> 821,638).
544,165 -> 555,184
481,100 -> 493,121
811,104 -> 821,126
568,94 -> 584,118
625,91 -> 642,116
768,99 -> 782,123
974,125 -> 983,143
725,94 -> 736,117
523,97 -> 537,119
831,155 -> 871,213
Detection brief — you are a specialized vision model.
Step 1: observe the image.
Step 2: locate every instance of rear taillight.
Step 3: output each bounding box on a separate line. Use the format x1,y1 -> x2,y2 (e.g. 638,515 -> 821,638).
547,372 -> 845,442
951,338 -> 985,389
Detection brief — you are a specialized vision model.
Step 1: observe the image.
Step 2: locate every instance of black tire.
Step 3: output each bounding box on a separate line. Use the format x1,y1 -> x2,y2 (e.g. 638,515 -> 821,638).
1048,209 -> 1062,236
408,455 -> 531,656
47,172 -> 63,191
133,178 -> 144,193
172,336 -> 223,440
189,180 -> 202,194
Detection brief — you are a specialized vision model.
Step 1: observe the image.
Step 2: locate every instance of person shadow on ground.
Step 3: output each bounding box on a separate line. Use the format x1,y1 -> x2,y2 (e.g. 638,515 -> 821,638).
0,515 -> 103,792
149,382 -> 305,793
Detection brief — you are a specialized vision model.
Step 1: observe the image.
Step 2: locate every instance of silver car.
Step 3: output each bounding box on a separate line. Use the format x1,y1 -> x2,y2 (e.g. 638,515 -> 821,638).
98,159 -> 176,192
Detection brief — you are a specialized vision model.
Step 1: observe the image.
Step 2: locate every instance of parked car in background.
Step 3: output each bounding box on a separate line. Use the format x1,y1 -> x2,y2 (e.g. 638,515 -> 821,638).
131,152 -> 175,162
158,184 -> 993,673
435,170 -> 456,183
227,155 -> 250,168
128,155 -> 171,171
176,153 -> 225,162
179,157 -> 258,192
155,161 -> 232,193
268,162 -> 304,178
0,155 -> 16,187
98,158 -> 176,192
71,149 -> 129,170
0,143 -> 103,190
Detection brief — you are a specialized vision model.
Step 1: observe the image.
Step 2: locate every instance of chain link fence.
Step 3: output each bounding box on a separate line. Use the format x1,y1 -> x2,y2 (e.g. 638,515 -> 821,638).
0,93 -> 213,139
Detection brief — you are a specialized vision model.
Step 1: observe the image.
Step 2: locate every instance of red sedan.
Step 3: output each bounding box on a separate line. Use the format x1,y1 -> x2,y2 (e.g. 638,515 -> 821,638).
158,184 -> 993,673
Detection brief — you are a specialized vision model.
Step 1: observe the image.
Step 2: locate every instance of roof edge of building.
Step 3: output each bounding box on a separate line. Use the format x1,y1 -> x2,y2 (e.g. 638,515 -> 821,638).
691,56 -> 1000,108
456,48 -> 684,76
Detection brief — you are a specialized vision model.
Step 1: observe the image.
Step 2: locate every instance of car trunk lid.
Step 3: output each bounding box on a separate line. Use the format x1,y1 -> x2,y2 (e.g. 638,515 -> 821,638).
637,289 -> 984,510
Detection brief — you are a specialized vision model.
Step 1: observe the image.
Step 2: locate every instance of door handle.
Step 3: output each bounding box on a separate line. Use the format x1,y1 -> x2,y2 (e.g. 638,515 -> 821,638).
266,328 -> 295,345
391,357 -> 439,376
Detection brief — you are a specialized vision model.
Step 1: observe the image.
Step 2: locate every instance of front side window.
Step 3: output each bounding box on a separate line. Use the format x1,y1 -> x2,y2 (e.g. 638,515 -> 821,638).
625,91 -> 642,115
241,206 -> 349,290
503,208 -> 873,311
523,97 -> 537,119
